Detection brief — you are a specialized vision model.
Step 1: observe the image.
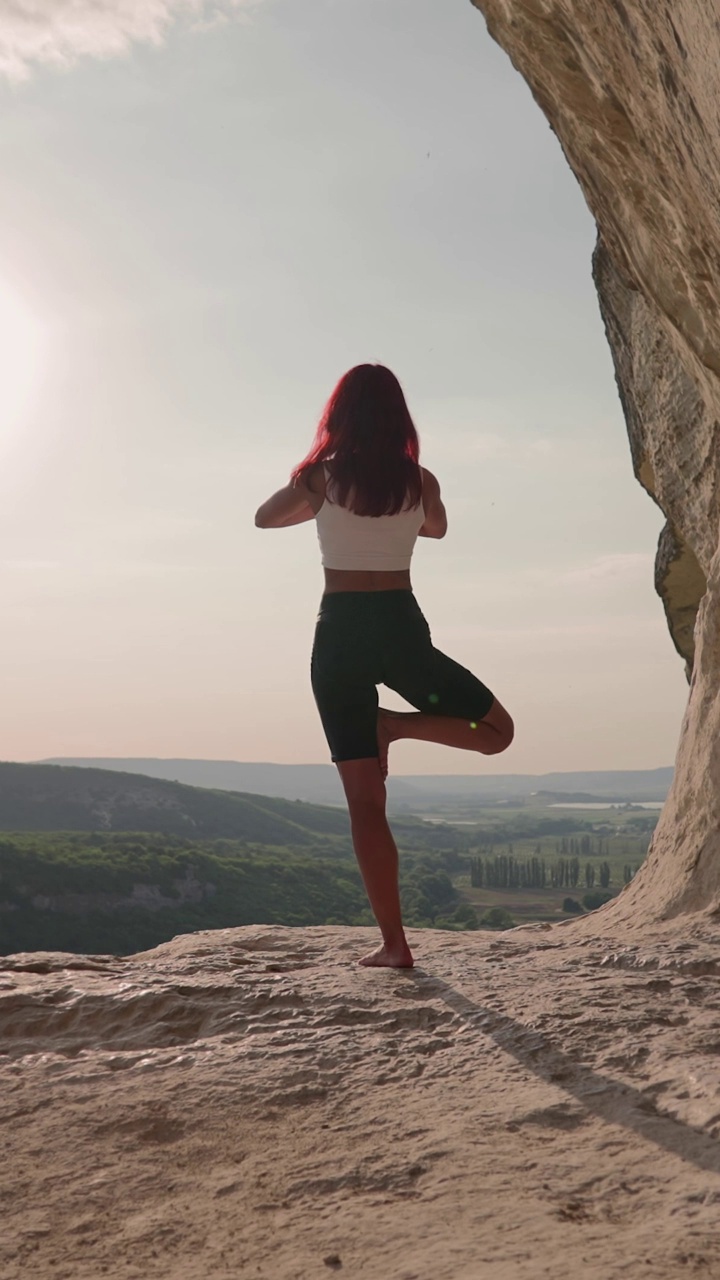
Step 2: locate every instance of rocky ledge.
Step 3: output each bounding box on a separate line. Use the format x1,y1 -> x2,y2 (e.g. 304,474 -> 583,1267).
2,920 -> 720,1280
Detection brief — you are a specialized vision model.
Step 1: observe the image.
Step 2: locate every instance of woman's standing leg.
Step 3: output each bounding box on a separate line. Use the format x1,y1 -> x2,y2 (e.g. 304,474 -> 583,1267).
312,595 -> 414,966
336,757 -> 414,968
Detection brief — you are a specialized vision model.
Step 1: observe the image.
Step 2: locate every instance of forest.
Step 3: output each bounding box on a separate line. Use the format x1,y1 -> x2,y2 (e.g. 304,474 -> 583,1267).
0,801 -> 656,956
0,832 -> 465,956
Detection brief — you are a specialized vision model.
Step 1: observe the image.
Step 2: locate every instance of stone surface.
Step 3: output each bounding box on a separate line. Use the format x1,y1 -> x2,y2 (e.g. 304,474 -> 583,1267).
470,0 -> 720,920
2,923 -> 720,1279
593,241 -> 710,677
653,522 -> 707,677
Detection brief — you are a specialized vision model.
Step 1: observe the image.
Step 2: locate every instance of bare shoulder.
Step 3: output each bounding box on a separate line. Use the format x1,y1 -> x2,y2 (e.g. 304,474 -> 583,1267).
295,462 -> 326,515
420,466 -> 441,493
302,462 -> 326,495
418,466 -> 447,538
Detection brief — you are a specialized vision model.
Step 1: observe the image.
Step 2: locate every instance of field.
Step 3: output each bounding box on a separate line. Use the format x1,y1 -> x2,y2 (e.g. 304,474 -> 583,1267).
433,801 -> 658,927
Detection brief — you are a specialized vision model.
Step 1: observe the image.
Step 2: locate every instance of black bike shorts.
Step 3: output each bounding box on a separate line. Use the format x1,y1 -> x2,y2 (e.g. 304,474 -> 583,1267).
310,590 -> 495,762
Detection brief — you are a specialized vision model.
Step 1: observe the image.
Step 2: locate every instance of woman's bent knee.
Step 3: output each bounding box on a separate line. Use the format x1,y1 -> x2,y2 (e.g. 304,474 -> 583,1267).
482,701 -> 514,754
489,722 -> 514,753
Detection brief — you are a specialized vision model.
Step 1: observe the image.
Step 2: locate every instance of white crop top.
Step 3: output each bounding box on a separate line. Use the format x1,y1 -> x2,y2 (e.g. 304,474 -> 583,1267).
315,465 -> 425,571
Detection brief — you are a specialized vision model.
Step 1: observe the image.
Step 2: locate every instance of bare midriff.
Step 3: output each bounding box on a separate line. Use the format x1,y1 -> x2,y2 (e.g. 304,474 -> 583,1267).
323,567 -> 413,594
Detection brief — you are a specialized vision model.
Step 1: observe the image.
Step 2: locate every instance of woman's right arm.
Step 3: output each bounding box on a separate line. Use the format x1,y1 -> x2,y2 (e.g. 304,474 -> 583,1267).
418,468 -> 448,538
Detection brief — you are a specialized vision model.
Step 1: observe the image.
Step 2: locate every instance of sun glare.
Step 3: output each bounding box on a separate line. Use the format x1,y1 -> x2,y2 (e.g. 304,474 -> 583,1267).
0,283 -> 45,451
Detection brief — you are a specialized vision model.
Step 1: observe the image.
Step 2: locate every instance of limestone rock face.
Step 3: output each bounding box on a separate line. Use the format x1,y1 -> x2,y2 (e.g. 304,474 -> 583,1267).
17,870 -> 216,916
592,241 -> 709,676
470,1 -> 720,919
653,522 -> 706,678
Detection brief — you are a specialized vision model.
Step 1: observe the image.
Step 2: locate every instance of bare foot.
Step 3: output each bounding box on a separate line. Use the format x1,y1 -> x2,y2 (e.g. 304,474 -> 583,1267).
359,942 -> 415,968
376,711 -> 391,780
376,708 -> 407,780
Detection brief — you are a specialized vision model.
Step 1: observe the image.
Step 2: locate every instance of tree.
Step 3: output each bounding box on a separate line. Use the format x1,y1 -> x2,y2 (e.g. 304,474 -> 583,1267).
562,897 -> 584,915
407,870 -> 456,923
480,906 -> 515,930
583,890 -> 614,912
451,904 -> 479,930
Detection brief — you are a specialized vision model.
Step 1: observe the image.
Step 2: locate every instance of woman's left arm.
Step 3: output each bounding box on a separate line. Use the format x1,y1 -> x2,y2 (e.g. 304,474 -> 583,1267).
255,480 -> 314,529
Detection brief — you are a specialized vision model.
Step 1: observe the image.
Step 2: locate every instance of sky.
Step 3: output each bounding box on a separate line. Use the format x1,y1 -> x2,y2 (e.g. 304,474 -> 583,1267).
0,0 -> 689,775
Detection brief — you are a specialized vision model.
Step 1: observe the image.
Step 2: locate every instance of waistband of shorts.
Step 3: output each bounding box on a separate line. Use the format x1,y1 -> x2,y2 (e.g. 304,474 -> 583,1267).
317,589 -> 419,615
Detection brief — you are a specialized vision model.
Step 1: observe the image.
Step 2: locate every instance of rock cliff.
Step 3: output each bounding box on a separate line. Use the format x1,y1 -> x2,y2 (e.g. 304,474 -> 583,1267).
470,0 -> 720,920
593,241 -> 709,678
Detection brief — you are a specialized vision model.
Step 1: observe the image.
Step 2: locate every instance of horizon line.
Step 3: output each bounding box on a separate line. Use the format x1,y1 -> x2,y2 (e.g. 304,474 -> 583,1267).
26,756 -> 675,777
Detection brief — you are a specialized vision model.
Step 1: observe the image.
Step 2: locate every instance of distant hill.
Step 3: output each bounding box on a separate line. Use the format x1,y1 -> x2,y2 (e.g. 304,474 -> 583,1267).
39,758 -> 675,807
37,760 -> 349,807
0,762 -> 353,843
0,762 -> 454,848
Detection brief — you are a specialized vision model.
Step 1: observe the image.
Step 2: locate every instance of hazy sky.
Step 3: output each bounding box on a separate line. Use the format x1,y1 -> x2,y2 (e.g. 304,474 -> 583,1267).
0,0 -> 688,774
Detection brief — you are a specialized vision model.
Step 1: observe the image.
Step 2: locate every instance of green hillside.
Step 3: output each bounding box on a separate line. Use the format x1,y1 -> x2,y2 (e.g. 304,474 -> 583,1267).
0,762 -> 462,852
0,832 -> 463,956
0,765 -> 658,958
0,761 -> 354,844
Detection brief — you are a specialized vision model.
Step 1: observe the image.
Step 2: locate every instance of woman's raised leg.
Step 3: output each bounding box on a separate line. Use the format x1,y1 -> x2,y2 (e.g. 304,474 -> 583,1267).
377,697 -> 514,778
336,757 -> 414,968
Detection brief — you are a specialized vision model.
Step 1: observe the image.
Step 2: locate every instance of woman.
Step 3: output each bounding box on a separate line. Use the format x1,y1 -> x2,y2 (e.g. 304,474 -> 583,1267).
255,364 -> 514,968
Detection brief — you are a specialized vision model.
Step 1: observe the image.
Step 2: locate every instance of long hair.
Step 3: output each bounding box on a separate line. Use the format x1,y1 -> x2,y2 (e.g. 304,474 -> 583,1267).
291,364 -> 422,516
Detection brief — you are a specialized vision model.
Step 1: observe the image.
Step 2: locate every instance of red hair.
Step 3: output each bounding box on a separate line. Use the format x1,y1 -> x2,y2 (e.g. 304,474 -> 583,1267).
291,364 -> 422,517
